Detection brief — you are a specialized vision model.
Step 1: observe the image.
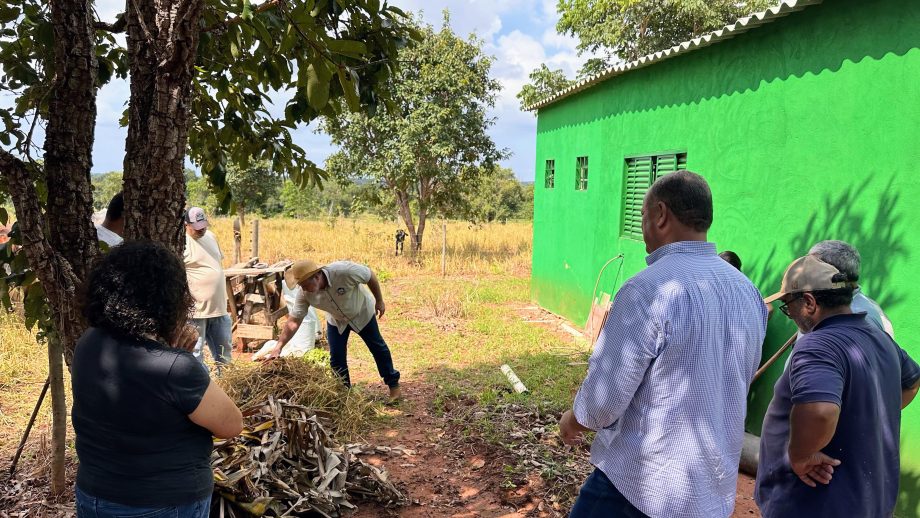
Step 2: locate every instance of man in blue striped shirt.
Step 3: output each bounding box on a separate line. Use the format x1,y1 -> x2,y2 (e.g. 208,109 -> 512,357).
560,170 -> 768,518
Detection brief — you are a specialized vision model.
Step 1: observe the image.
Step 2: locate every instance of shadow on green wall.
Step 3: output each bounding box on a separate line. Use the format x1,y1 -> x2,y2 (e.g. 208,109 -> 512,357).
898,464 -> 920,517
744,175 -> 909,433
539,0 -> 920,132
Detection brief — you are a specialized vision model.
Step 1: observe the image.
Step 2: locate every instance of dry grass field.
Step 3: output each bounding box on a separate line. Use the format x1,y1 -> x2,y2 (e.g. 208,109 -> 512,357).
208,217 -> 533,277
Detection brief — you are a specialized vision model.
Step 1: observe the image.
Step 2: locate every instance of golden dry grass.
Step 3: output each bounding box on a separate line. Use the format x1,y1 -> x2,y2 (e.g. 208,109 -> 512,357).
0,313 -> 73,461
208,217 -> 532,277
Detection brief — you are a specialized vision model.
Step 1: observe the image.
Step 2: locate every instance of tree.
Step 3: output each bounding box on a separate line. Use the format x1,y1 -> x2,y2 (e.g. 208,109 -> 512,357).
519,0 -> 771,107
0,0 -> 414,494
456,166 -> 531,223
558,0 -> 773,63
323,14 -> 506,251
226,160 -> 281,225
516,64 -> 574,111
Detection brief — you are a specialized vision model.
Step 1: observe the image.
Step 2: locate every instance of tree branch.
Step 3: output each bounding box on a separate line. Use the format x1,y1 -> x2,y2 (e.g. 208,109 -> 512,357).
94,14 -> 128,33
202,0 -> 281,33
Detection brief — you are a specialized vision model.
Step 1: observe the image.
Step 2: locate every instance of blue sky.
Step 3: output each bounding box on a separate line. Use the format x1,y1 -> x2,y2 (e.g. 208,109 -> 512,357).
6,0 -> 598,182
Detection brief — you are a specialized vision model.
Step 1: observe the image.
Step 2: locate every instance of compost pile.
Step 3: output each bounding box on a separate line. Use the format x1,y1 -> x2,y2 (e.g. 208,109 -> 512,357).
213,359 -> 406,517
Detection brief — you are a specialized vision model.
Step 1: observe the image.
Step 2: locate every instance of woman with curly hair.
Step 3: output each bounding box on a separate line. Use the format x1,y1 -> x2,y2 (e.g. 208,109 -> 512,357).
72,240 -> 242,518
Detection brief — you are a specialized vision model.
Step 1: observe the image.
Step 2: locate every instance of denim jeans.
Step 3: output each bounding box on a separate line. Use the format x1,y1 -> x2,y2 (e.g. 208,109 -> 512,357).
326,316 -> 400,388
191,314 -> 232,369
75,486 -> 211,518
570,469 -> 650,518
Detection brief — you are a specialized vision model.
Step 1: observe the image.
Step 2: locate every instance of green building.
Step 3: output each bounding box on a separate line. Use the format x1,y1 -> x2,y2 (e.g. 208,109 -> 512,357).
529,0 -> 920,514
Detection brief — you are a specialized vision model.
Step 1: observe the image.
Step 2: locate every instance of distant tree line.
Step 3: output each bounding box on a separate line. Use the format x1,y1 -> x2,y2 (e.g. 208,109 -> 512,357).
90,167 -> 533,223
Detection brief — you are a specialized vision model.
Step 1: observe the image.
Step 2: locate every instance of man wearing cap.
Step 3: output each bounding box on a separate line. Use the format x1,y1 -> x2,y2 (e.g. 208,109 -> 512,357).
262,259 -> 401,399
755,256 -> 920,518
183,207 -> 232,371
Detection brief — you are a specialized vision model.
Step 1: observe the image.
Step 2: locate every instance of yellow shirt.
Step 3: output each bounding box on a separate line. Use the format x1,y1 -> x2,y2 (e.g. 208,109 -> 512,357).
183,231 -> 228,318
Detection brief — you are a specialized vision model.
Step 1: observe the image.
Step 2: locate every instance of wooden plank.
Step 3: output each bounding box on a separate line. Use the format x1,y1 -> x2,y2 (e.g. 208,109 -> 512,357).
224,266 -> 291,276
235,324 -> 275,340
226,278 -> 239,324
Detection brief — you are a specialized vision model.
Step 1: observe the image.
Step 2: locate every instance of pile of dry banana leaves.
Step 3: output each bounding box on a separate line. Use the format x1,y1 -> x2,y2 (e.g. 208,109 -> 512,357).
212,360 -> 406,517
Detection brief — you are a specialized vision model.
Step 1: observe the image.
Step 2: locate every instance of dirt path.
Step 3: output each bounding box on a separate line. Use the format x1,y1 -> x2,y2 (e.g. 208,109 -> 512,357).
350,382 -> 762,518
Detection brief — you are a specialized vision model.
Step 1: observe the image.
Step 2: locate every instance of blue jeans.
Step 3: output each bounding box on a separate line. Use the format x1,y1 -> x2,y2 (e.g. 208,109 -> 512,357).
570,469 -> 650,518
75,486 -> 211,518
326,317 -> 400,388
191,315 -> 232,369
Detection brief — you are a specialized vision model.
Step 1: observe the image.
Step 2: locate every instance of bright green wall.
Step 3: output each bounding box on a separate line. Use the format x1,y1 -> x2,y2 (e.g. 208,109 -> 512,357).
531,0 -> 920,514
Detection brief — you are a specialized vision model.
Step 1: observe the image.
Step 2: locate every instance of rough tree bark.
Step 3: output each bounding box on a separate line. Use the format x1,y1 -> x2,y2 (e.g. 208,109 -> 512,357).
122,0 -> 204,254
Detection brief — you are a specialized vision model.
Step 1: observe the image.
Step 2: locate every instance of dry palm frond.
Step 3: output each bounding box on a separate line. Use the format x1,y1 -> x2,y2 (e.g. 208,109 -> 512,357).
212,397 -> 406,517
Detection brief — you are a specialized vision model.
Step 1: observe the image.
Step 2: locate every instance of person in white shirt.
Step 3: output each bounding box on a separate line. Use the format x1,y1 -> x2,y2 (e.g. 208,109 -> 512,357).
183,207 -> 232,372
262,259 -> 401,400
94,192 -> 124,247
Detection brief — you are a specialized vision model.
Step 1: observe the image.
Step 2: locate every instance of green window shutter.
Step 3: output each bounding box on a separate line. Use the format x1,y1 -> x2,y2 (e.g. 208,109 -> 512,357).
654,154 -> 678,177
623,156 -> 653,238
545,160 -> 555,189
677,152 -> 687,170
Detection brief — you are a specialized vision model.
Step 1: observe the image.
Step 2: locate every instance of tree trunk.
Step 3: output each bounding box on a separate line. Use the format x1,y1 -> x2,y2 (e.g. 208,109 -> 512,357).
122,0 -> 204,255
0,154 -> 83,495
0,0 -> 102,495
47,331 -> 67,496
416,203 -> 428,252
394,189 -> 418,253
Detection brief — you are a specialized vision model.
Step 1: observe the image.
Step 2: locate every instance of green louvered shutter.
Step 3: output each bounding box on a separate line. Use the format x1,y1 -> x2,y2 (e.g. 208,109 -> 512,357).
623,156 -> 653,238
652,152 -> 688,179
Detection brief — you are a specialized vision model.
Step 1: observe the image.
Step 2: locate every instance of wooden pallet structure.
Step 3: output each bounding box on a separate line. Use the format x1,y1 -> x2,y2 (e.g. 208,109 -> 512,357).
224,259 -> 293,352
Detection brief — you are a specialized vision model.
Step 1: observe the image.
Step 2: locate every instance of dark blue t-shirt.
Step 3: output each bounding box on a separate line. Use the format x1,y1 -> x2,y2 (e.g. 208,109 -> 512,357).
72,327 -> 214,506
755,313 -> 920,517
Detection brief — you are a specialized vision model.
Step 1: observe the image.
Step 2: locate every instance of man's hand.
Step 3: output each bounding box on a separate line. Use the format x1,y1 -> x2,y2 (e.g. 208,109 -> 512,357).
375,299 -> 386,319
791,452 -> 841,487
171,324 -> 199,353
559,410 -> 588,446
255,344 -> 283,362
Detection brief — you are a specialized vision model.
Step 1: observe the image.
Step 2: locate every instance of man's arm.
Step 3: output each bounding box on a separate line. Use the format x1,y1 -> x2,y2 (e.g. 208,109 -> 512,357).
560,283 -> 656,444
260,316 -> 304,360
788,402 -> 841,486
367,269 -> 385,318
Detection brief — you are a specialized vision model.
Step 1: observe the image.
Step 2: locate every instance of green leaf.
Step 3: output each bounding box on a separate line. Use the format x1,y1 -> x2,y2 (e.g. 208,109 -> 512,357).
241,0 -> 253,20
0,207 -> 7,225
336,67 -> 360,112
326,39 -> 368,58
305,62 -> 331,110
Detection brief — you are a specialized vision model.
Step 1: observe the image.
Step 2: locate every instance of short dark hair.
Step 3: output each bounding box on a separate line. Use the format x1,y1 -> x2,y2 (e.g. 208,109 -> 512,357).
82,241 -> 192,343
646,170 -> 713,232
811,288 -> 855,309
106,192 -> 124,221
719,251 -> 742,270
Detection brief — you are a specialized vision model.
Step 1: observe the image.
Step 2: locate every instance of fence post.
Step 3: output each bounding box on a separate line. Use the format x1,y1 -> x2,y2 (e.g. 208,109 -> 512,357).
251,219 -> 259,260
233,217 -> 241,264
441,221 -> 447,277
